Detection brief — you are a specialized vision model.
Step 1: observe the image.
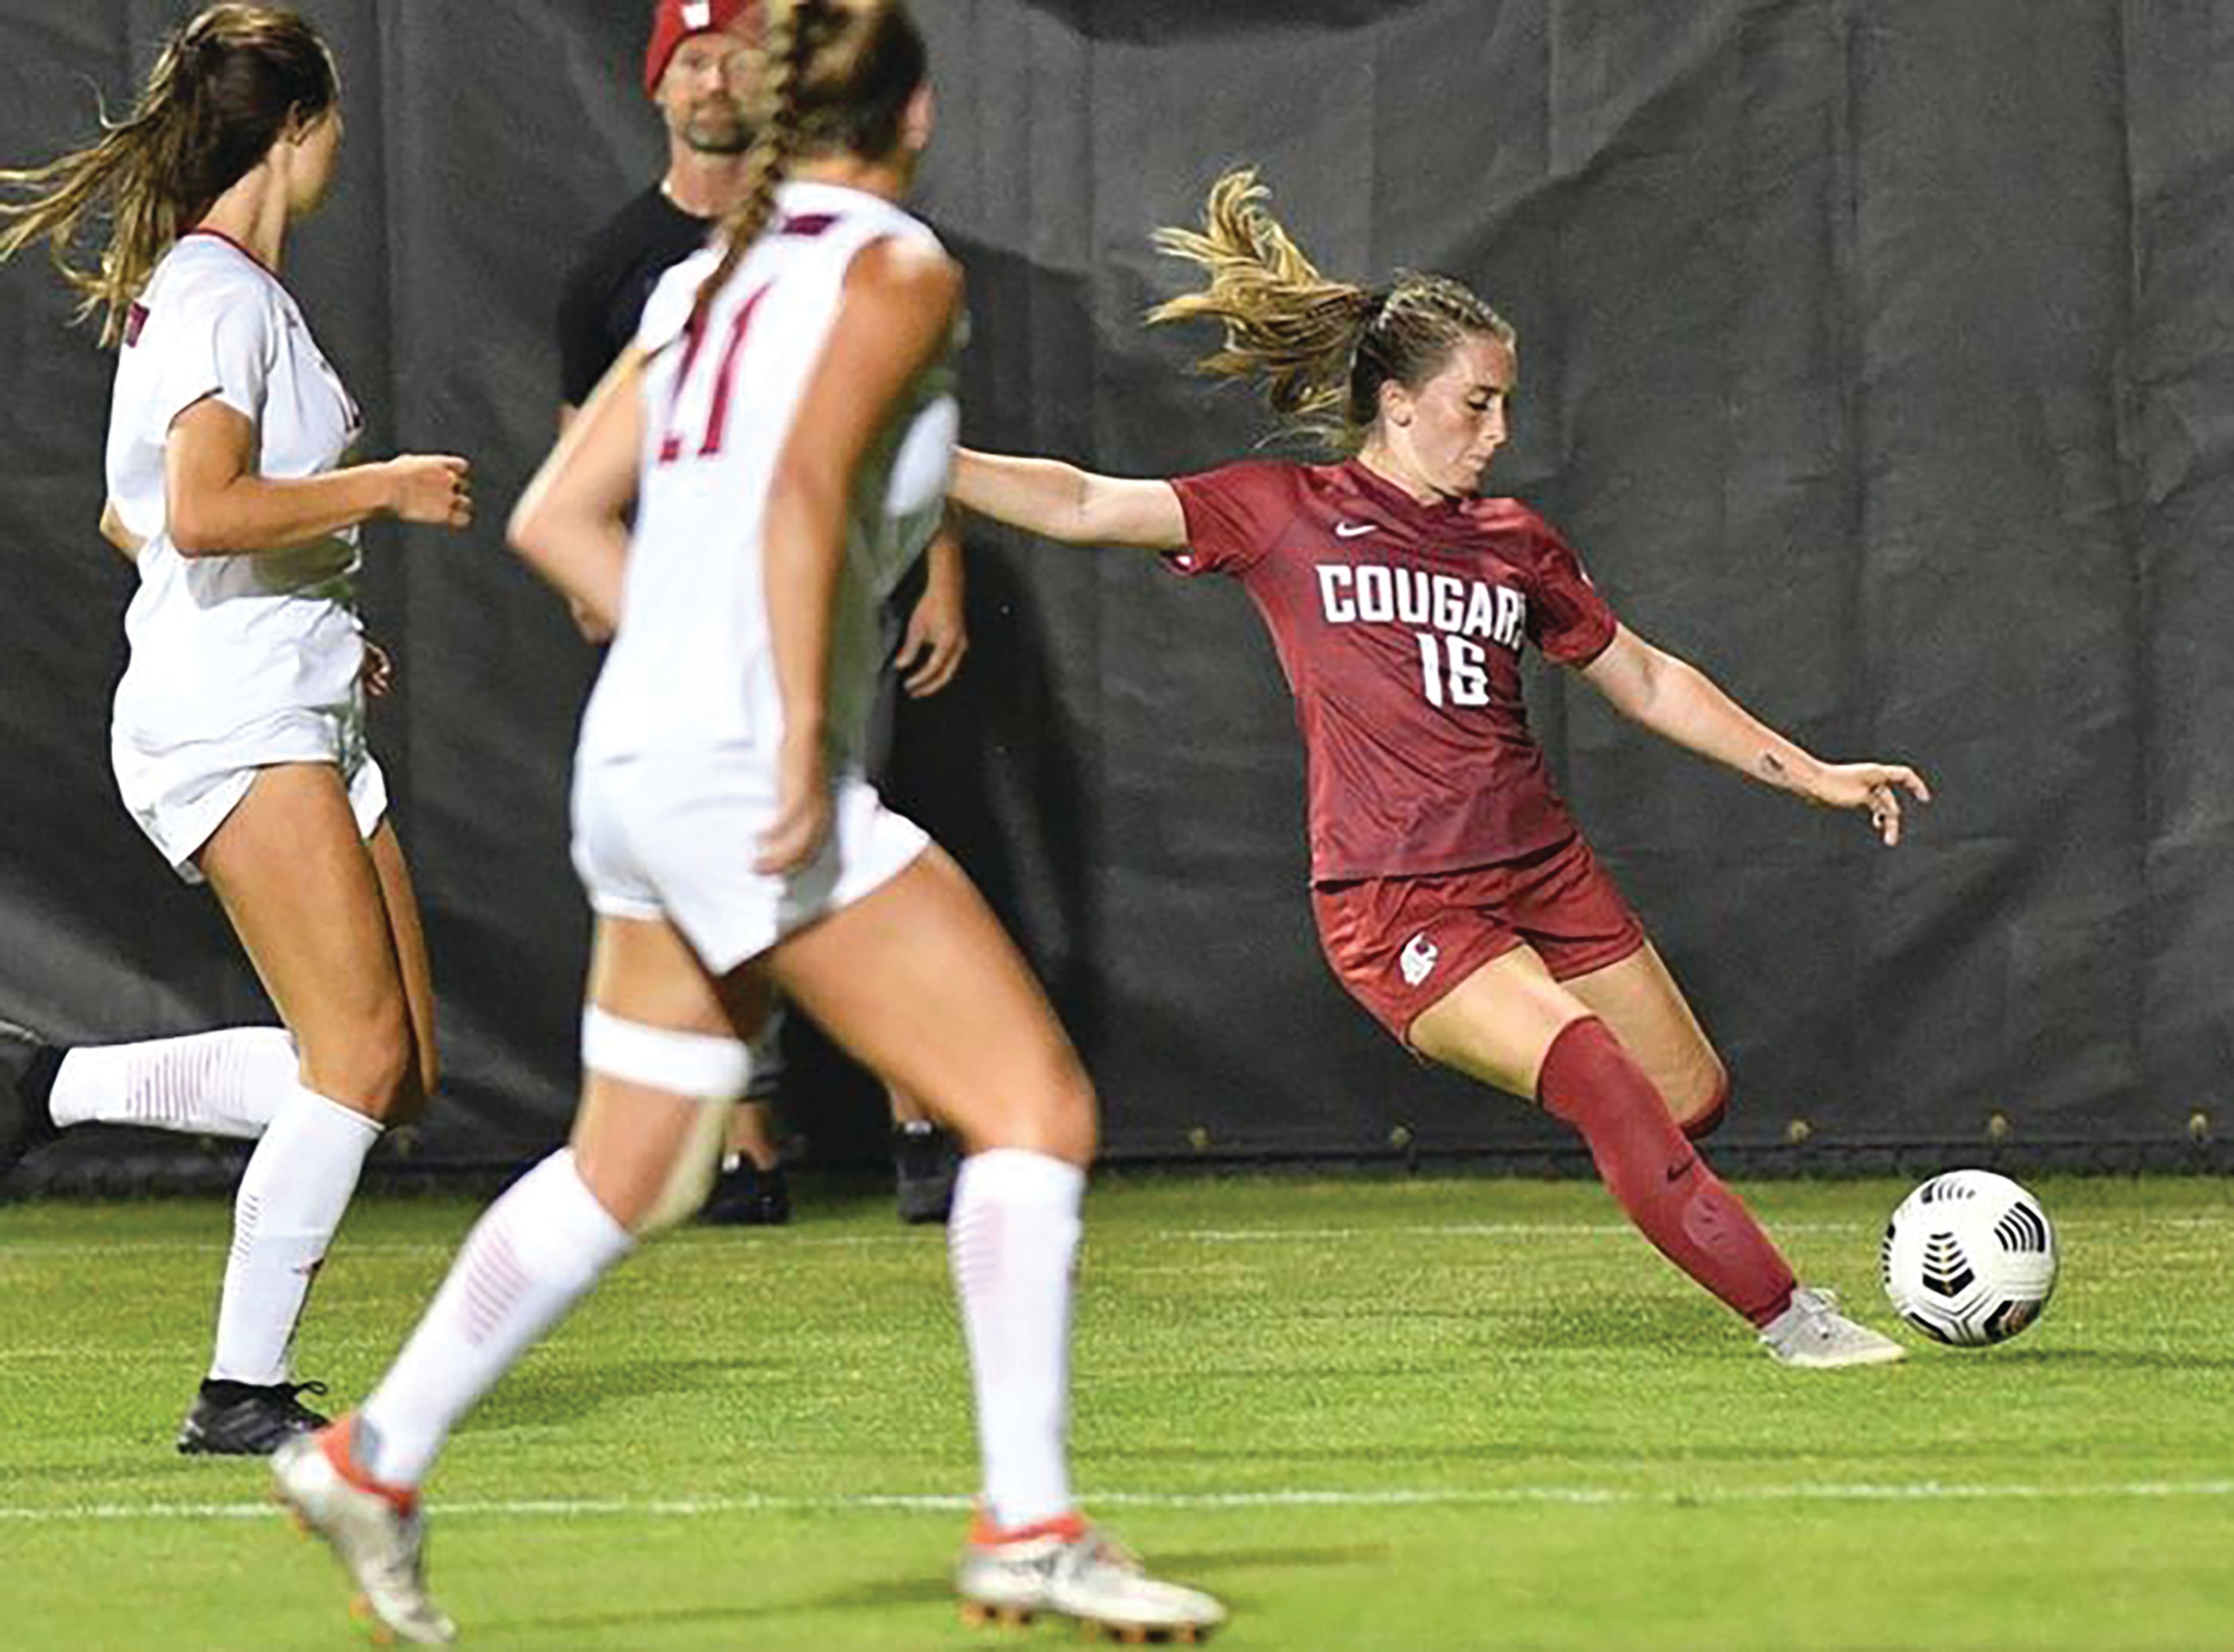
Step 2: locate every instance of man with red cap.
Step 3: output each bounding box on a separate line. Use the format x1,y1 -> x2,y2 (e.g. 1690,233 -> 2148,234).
554,0 -> 969,1226
559,0 -> 762,422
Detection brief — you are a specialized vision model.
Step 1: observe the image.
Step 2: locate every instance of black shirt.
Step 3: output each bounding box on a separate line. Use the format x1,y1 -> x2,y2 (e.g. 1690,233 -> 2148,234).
555,185 -> 714,407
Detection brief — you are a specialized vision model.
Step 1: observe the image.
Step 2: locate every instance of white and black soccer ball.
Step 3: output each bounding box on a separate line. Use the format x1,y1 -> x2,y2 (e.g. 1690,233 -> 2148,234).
1880,1170 -> 2058,1347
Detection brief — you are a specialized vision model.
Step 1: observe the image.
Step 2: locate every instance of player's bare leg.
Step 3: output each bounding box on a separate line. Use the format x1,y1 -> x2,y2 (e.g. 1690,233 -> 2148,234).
0,785 -> 434,1177
1560,942 -> 1728,1134
1408,944 -> 1588,1099
723,1099 -> 783,1168
365,820 -> 441,1106
204,769 -> 427,1124
771,846 -> 1224,1640
177,767 -> 421,1453
280,914 -> 755,1643
1413,946 -> 1897,1365
768,846 -> 1094,1162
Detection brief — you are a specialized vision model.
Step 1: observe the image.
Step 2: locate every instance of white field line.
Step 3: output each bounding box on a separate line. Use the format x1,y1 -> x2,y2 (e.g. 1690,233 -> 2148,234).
1,1213 -> 2222,1259
2,1480 -> 2229,1525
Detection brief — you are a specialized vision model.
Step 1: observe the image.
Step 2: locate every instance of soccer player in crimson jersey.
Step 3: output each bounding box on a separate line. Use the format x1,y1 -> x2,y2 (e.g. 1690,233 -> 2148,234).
952,168 -> 1931,1368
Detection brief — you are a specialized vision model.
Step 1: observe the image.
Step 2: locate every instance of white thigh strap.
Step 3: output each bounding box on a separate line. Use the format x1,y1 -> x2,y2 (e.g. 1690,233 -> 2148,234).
581,1006 -> 753,1099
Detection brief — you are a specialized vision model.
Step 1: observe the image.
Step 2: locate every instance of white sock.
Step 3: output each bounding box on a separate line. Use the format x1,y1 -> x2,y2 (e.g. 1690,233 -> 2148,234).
207,1084 -> 382,1385
49,1027 -> 297,1139
356,1149 -> 632,1489
948,1148 -> 1084,1529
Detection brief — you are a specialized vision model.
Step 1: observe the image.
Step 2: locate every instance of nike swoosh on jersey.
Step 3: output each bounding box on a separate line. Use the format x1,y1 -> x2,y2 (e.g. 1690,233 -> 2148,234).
1334,521 -> 1378,538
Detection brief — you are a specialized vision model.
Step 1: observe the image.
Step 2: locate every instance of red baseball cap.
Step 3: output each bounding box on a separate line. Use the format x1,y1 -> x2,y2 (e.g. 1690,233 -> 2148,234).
643,0 -> 760,97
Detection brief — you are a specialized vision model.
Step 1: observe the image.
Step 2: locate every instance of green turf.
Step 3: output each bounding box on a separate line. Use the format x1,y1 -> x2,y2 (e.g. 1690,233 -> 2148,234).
2,1174 -> 2228,1650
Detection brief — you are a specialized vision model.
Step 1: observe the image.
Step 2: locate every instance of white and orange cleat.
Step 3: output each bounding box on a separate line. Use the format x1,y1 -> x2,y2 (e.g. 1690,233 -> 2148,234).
272,1418 -> 455,1646
956,1511 -> 1225,1643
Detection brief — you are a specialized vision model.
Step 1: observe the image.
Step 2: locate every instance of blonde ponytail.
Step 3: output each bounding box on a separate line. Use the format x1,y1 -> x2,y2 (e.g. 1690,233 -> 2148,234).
1151,166 -> 1514,450
1150,168 -> 1378,442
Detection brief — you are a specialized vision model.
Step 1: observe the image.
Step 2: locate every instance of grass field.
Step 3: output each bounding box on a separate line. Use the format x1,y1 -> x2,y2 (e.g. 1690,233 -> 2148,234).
3,1173 -> 2228,1650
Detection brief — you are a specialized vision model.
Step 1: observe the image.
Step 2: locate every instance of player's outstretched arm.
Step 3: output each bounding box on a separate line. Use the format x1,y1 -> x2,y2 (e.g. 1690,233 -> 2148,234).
165,397 -> 471,555
1580,625 -> 1932,846
952,448 -> 1187,550
508,344 -> 647,639
759,237 -> 965,875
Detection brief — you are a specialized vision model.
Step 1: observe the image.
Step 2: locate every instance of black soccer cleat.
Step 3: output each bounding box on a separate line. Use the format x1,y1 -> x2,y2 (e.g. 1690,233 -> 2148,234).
176,1379 -> 332,1455
893,1121 -> 958,1226
698,1158 -> 791,1226
0,1019 -> 65,1177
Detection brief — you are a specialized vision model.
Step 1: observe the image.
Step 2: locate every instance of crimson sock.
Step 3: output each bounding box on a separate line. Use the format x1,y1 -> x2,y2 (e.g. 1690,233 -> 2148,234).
1535,1017 -> 1795,1326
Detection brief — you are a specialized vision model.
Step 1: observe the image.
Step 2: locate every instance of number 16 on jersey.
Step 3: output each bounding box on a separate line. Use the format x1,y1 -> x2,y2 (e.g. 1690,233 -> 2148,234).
1418,632 -> 1490,708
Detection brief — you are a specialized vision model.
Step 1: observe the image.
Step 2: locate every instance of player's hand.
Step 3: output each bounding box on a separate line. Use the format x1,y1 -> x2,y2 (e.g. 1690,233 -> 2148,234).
360,638 -> 394,699
387,454 -> 474,530
896,576 -> 968,697
756,736 -> 832,875
1810,761 -> 1932,846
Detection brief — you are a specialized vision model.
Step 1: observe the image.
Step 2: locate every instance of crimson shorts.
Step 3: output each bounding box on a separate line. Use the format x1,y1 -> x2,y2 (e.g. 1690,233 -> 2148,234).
1311,832 -> 1647,1047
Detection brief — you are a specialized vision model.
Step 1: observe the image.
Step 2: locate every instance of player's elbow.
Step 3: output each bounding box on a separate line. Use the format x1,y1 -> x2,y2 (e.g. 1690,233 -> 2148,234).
165,500 -> 229,556
504,494 -> 542,559
765,458 -> 848,553
1067,471 -> 1126,544
506,490 -> 563,574
1624,651 -> 1674,718
1596,637 -> 1680,724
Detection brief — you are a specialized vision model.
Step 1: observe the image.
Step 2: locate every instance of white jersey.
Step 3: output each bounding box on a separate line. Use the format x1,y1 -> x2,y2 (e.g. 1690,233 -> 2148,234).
104,230 -> 366,752
578,181 -> 958,772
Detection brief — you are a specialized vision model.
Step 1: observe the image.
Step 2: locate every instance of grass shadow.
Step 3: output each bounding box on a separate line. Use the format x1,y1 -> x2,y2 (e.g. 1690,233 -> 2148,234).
466,1355 -> 753,1429
1508,1297 -> 1727,1351
493,1601 -> 806,1636
1972,1347 -> 2234,1372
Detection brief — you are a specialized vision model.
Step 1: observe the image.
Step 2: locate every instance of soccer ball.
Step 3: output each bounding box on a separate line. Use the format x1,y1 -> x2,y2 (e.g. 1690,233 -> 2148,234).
1880,1170 -> 2058,1346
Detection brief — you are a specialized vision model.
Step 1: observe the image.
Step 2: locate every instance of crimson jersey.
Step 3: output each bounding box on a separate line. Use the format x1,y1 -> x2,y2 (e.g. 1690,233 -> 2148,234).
1167,458 -> 1618,884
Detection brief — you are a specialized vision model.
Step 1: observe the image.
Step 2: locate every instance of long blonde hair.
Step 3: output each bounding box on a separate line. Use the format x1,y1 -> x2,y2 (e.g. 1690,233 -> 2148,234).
1150,168 -> 1513,449
0,5 -> 337,346
687,0 -> 930,340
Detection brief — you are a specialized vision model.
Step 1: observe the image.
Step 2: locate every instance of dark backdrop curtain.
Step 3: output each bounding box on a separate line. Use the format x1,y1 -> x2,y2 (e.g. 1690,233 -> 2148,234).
0,2 -> 2225,1168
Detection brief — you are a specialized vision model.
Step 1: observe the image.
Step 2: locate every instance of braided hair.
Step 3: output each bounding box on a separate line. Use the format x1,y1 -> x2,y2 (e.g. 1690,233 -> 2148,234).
687,0 -> 930,339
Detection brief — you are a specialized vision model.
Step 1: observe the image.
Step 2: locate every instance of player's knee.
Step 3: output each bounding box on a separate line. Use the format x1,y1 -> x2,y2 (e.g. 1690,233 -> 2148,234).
966,1060 -> 1099,1167
302,1001 -> 422,1124
1676,1057 -> 1731,1141
579,1007 -> 753,1237
1041,1069 -> 1100,1167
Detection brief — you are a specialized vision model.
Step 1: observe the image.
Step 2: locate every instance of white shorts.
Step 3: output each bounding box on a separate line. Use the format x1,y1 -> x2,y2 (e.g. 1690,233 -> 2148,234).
571,745 -> 930,975
112,705 -> 387,884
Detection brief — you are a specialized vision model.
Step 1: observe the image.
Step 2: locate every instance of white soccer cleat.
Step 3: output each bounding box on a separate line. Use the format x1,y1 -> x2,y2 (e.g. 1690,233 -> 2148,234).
1760,1285 -> 1907,1369
957,1511 -> 1226,1643
272,1422 -> 456,1646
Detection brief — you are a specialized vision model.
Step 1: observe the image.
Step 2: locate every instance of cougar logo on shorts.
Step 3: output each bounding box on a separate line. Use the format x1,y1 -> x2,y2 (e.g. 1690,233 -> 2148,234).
1400,931 -> 1439,987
